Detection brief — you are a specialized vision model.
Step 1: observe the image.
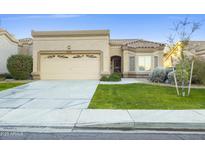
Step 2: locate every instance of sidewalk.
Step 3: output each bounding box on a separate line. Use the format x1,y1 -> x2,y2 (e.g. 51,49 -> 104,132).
1,109 -> 205,132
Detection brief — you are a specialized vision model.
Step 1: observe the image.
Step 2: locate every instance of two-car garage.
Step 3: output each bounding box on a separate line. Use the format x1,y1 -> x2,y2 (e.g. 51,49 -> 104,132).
32,30 -> 110,80
40,53 -> 101,80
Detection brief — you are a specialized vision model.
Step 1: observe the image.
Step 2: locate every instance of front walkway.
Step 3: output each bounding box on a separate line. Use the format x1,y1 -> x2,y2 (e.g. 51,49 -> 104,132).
100,78 -> 149,84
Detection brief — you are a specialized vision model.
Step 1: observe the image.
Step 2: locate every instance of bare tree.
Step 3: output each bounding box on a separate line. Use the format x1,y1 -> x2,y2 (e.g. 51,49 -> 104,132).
167,17 -> 202,97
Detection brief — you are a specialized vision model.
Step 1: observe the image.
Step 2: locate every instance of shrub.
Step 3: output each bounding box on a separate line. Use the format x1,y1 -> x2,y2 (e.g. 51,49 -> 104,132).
164,67 -> 174,82
175,61 -> 190,85
192,58 -> 205,84
167,70 -> 189,85
100,75 -> 109,81
167,71 -> 175,84
149,67 -> 166,83
108,72 -> 121,81
0,74 -> 5,81
0,73 -> 13,81
7,55 -> 33,80
100,73 -> 121,82
3,73 -> 13,79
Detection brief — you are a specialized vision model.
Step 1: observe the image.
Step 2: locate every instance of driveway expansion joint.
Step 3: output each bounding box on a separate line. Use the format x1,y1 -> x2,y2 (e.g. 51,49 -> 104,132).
72,109 -> 84,131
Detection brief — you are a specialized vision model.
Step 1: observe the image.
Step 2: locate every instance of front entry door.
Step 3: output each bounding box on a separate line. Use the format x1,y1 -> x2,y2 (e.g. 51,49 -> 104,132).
111,56 -> 121,73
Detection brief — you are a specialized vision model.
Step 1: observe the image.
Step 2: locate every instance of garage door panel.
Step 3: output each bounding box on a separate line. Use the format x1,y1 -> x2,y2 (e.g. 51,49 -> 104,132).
40,53 -> 100,80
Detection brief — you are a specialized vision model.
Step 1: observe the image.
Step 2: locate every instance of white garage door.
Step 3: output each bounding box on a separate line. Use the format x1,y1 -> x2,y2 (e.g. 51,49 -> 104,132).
40,53 -> 100,80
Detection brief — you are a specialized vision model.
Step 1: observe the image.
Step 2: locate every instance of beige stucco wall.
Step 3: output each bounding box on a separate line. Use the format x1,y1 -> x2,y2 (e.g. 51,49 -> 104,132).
32,36 -> 110,78
18,44 -> 33,56
110,46 -> 122,57
201,54 -> 205,58
0,35 -> 18,73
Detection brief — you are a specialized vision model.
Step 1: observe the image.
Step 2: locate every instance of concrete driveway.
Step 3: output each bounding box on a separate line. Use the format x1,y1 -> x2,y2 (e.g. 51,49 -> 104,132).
0,80 -> 99,109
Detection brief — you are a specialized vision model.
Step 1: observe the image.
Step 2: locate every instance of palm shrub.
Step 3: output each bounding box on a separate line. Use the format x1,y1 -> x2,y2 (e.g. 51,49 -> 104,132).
7,55 -> 33,80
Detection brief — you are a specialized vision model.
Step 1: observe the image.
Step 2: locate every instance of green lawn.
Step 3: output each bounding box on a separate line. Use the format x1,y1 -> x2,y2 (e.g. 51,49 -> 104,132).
89,83 -> 205,109
0,83 -> 26,91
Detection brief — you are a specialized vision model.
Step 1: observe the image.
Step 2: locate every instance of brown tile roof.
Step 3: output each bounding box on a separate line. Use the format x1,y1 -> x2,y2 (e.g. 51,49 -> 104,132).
110,39 -> 140,45
110,39 -> 165,49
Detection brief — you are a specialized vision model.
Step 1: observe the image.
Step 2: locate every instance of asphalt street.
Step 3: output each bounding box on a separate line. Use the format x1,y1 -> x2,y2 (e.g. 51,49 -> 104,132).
1,130 -> 205,140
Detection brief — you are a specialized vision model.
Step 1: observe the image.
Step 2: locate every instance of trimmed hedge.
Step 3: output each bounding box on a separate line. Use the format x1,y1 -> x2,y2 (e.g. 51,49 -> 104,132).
7,55 -> 33,80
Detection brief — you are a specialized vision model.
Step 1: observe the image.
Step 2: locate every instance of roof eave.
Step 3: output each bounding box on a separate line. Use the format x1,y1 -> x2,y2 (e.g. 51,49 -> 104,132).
32,30 -> 110,37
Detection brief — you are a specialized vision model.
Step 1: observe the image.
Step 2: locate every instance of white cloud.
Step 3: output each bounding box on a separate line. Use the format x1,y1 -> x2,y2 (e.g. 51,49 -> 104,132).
1,14 -> 82,20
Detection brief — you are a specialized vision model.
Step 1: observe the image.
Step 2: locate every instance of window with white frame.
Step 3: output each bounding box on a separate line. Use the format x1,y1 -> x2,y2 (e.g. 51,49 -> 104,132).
138,56 -> 151,71
129,56 -> 135,71
154,56 -> 159,68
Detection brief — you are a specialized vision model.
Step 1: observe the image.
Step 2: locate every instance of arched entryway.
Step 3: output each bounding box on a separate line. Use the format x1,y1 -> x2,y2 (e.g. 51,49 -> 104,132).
111,56 -> 121,73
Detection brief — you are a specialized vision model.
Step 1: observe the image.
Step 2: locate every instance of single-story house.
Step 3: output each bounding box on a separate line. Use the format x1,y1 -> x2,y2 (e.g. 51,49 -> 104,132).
32,30 -> 165,80
0,28 -> 33,74
163,41 -> 205,67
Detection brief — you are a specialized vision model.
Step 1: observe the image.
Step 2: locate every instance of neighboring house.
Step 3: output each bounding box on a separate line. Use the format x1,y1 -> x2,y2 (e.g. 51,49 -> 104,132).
163,41 -> 205,67
32,30 -> 165,80
0,28 -> 33,74
0,29 -> 19,74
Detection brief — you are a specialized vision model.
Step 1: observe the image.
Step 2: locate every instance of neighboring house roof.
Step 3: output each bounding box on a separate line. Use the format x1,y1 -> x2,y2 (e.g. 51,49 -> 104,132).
19,38 -> 33,45
110,39 -> 165,49
164,41 -> 205,62
187,41 -> 205,52
0,28 -> 33,47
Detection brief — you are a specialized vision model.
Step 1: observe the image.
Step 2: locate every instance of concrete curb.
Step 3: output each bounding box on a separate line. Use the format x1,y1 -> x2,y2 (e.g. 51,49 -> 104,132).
75,122 -> 205,131
1,121 -> 205,132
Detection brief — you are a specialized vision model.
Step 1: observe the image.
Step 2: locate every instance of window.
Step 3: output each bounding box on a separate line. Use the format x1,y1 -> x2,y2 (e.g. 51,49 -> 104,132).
154,56 -> 159,68
129,56 -> 135,71
138,56 -> 151,71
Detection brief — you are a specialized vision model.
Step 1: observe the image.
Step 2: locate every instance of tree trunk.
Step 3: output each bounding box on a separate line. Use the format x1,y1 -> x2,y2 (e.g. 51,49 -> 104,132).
188,60 -> 194,96
173,67 -> 179,96
181,61 -> 186,97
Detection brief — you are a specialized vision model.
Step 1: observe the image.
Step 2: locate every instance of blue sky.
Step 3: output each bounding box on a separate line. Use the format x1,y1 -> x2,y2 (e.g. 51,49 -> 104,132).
0,14 -> 205,42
